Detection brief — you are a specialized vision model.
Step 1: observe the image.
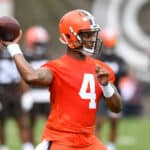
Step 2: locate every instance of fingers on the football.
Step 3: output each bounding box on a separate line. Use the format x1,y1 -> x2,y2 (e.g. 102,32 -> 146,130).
13,30 -> 22,43
98,70 -> 108,77
95,64 -> 108,74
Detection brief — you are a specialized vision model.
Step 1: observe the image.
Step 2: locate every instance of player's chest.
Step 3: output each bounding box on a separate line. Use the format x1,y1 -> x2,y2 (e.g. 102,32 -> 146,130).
57,64 -> 100,91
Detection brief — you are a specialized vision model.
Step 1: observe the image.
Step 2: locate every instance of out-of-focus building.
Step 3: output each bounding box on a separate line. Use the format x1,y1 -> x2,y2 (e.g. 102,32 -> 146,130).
92,0 -> 150,83
92,0 -> 150,116
0,0 -> 14,17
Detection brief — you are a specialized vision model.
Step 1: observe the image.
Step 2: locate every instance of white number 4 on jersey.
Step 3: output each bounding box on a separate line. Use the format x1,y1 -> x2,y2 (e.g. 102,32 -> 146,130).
79,74 -> 96,109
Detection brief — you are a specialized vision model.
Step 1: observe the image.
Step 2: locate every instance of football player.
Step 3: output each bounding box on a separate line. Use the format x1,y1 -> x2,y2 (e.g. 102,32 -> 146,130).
94,28 -> 128,150
20,26 -> 50,150
0,9 -> 122,150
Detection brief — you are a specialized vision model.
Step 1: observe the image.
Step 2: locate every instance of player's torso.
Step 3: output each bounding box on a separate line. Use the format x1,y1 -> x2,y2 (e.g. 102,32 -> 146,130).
47,55 -> 102,129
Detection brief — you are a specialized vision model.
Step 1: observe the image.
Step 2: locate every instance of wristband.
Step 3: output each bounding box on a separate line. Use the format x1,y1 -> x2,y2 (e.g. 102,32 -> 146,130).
100,83 -> 115,98
7,44 -> 23,57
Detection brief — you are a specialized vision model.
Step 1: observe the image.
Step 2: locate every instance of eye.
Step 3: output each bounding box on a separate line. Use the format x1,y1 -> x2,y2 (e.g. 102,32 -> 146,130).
80,32 -> 97,39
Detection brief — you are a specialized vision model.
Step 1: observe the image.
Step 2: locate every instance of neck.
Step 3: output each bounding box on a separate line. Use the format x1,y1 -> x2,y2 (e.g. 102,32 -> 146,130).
67,47 -> 86,60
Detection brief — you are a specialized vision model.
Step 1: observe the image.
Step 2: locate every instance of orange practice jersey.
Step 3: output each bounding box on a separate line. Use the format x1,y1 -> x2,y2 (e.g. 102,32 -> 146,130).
41,54 -> 115,147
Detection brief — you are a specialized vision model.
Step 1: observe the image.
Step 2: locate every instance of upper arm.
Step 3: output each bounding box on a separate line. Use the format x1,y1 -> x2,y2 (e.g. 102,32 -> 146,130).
13,54 -> 53,87
26,67 -> 53,87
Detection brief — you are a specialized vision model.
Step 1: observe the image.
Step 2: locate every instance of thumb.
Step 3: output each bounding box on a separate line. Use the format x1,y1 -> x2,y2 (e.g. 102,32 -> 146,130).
95,64 -> 101,73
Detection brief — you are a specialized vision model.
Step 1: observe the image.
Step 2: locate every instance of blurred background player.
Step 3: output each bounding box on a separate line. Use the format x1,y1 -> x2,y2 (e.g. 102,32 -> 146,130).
0,43 -> 23,150
118,70 -> 143,117
20,25 -> 50,150
94,28 -> 128,150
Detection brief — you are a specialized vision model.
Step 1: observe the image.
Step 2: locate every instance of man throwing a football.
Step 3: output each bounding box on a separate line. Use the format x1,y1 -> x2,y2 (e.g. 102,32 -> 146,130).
0,9 -> 122,150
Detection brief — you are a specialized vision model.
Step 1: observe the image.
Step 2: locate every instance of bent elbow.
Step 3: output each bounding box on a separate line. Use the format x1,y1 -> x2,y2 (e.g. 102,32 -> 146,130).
23,74 -> 38,86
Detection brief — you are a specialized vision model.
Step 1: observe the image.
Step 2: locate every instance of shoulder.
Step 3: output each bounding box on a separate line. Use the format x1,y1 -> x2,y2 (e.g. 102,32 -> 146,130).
42,55 -> 65,69
90,56 -> 112,69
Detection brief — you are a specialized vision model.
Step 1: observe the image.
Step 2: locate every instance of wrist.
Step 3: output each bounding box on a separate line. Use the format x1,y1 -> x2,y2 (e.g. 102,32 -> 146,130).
7,43 -> 23,57
100,82 -> 115,98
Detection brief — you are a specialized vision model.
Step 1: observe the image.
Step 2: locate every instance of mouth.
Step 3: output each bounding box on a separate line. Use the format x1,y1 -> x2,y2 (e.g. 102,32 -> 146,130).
84,41 -> 95,49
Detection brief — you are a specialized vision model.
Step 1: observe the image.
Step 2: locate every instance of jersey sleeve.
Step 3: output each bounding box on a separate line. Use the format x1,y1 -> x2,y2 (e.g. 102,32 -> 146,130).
41,59 -> 64,80
41,61 -> 56,78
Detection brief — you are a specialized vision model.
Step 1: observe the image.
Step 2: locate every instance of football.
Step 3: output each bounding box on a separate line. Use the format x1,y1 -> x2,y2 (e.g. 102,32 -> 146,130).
0,16 -> 20,41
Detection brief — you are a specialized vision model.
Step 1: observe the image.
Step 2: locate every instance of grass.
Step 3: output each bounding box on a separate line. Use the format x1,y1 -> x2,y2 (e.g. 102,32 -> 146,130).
5,117 -> 46,150
98,117 -> 150,150
4,117 -> 150,150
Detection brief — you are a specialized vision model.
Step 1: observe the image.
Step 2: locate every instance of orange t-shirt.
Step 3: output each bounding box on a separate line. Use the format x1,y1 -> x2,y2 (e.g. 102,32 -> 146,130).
41,54 -> 115,147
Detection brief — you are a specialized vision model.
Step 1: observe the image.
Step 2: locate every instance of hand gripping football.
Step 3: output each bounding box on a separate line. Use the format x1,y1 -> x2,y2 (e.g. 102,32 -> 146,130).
0,16 -> 20,41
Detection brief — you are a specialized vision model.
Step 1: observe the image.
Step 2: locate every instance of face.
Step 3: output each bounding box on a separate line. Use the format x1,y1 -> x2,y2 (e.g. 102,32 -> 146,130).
79,31 -> 98,54
67,30 -> 101,58
79,31 -> 98,49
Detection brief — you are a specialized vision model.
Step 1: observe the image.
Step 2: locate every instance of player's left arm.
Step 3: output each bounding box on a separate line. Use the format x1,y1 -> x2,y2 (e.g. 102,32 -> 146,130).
95,65 -> 122,113
103,84 -> 122,113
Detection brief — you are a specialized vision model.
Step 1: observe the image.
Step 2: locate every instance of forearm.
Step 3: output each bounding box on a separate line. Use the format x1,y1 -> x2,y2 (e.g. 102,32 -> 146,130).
14,54 -> 37,83
101,83 -> 122,113
7,44 -> 52,86
105,90 -> 122,113
14,54 -> 52,86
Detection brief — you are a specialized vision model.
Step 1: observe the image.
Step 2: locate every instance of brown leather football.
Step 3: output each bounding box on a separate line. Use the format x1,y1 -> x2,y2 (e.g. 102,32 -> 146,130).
0,16 -> 20,41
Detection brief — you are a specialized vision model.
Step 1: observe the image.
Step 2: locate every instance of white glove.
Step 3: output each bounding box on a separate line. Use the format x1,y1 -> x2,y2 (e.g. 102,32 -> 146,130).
21,92 -> 33,112
35,140 -> 49,150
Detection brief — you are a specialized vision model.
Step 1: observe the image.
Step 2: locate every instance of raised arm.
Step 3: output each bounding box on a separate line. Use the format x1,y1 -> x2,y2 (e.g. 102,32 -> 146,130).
0,30 -> 53,87
13,54 -> 52,86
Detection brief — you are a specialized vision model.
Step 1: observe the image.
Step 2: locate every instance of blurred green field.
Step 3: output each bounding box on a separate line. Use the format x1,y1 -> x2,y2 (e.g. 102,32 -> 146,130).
4,117 -> 150,150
